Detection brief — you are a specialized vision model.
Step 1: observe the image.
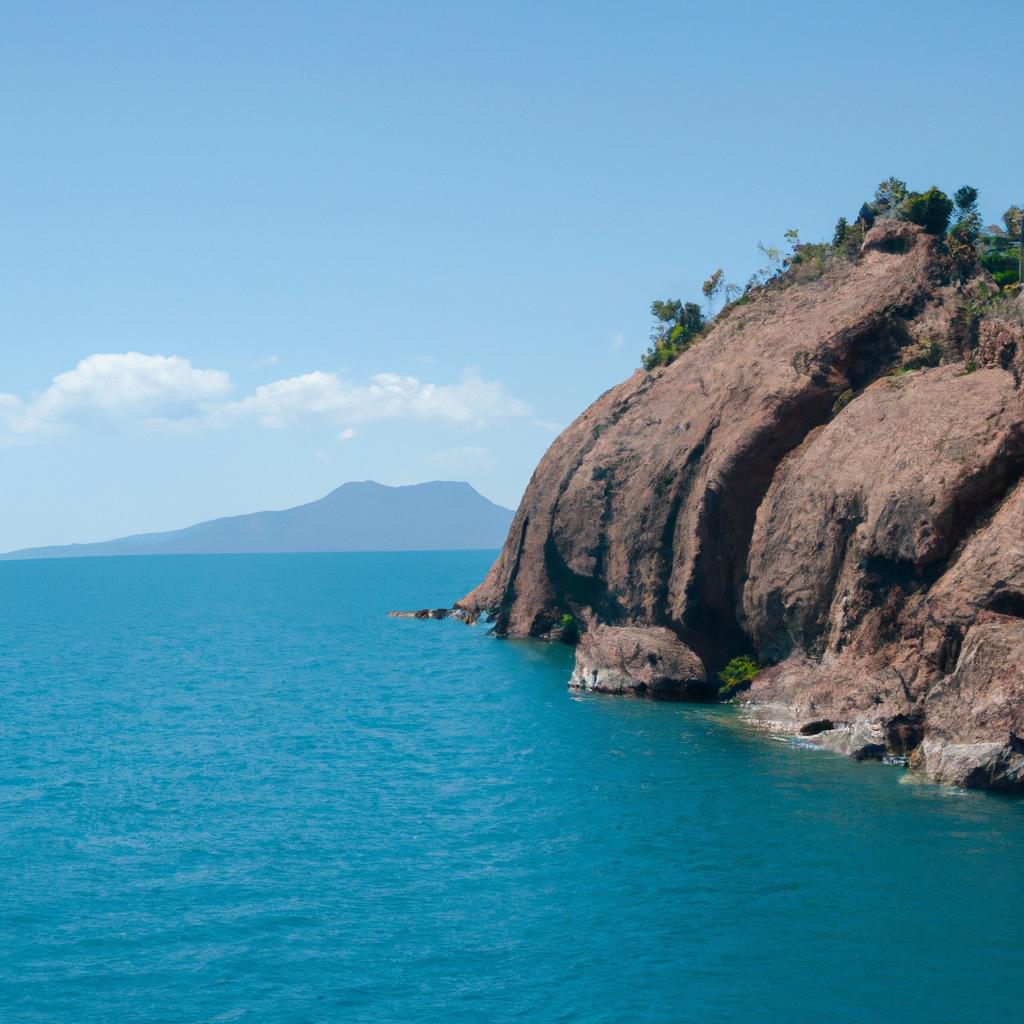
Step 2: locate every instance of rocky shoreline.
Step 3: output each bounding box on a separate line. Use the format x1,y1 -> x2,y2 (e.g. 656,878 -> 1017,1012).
409,220 -> 1024,793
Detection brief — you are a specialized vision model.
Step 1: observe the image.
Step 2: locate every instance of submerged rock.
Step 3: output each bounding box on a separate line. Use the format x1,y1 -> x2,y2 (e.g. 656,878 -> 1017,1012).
388,607 -> 479,623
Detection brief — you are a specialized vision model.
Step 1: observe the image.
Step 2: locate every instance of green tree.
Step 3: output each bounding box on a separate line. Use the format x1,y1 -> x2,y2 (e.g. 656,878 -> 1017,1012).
1002,205 -> 1022,239
874,177 -> 908,218
642,299 -> 705,369
901,186 -> 953,235
999,206 -> 1023,286
954,185 -> 979,220
834,215 -> 865,260
717,655 -> 760,697
947,185 -> 982,273
701,268 -> 724,316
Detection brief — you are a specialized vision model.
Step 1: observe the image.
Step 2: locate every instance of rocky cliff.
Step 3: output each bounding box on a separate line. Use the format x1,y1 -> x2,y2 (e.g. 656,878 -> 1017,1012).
458,220 -> 1024,792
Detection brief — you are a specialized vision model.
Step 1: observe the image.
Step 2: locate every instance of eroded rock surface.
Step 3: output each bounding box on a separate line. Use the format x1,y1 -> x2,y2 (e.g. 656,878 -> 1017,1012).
569,625 -> 708,699
461,222 -> 938,659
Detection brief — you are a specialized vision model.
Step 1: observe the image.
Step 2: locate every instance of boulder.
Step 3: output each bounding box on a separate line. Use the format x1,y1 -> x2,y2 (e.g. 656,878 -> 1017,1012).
569,625 -> 709,700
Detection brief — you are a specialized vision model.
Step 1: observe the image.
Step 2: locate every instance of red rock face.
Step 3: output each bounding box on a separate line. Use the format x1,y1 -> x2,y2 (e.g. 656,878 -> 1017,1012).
459,223 -> 1024,790
569,625 -> 708,700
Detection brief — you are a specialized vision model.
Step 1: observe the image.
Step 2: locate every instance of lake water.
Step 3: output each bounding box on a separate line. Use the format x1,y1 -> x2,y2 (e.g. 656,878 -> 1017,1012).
1,551 -> 1023,1023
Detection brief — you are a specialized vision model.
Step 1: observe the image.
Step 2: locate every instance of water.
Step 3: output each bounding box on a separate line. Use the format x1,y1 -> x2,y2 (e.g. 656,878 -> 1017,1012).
2,552 -> 1023,1023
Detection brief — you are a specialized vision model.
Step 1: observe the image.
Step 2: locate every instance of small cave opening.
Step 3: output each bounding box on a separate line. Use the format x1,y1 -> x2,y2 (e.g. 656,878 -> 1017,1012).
987,591 -> 1024,619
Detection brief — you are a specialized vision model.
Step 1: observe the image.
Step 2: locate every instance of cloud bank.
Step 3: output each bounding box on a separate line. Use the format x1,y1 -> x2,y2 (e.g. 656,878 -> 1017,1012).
1,353 -> 531,442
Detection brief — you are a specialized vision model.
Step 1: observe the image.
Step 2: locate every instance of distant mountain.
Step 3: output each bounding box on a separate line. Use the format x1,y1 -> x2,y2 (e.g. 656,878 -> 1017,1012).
0,481 -> 514,560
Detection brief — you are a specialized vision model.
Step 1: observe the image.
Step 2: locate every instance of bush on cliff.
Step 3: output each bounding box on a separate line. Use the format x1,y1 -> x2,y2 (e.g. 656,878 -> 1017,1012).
639,180 -> 1017,374
717,655 -> 760,698
900,187 -> 953,236
946,186 -> 983,275
642,299 -> 705,369
981,206 -> 1021,288
873,177 -> 909,218
902,338 -> 944,370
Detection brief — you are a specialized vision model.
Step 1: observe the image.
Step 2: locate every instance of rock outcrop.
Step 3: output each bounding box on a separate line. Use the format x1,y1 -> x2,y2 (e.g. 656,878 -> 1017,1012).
569,625 -> 709,699
456,221 -> 1024,792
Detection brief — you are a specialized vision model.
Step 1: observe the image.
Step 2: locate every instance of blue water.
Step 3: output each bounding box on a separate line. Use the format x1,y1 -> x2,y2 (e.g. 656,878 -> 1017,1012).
2,552 -> 1023,1023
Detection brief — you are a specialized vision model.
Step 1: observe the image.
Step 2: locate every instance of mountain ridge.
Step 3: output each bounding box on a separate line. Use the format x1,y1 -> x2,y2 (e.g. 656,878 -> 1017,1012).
1,480 -> 514,559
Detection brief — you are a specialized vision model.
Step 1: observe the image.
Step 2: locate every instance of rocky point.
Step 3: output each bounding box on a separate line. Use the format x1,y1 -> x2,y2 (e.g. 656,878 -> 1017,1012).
450,220 -> 1024,792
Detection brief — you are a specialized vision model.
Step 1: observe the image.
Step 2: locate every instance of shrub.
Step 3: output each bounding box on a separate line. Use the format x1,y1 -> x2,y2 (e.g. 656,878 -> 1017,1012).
900,187 -> 953,236
717,655 -> 760,698
1003,205 -> 1023,240
873,178 -> 909,219
787,241 -> 831,283
981,247 -> 1020,288
557,612 -> 579,642
832,388 -> 854,415
836,220 -> 865,261
642,299 -> 705,369
902,338 -> 943,370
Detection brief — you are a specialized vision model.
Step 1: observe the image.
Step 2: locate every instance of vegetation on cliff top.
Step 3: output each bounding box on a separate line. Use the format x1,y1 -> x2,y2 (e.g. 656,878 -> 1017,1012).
642,179 -> 1022,371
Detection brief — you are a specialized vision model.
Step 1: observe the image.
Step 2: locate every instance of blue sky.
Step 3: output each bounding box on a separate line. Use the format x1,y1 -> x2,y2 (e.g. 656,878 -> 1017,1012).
2,0 -> 1022,550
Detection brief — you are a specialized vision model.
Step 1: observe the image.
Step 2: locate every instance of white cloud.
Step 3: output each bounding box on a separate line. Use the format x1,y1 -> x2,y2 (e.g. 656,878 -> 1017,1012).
0,355 -> 531,441
610,333 -> 624,351
253,354 -> 280,367
213,370 -> 531,429
18,353 -> 232,433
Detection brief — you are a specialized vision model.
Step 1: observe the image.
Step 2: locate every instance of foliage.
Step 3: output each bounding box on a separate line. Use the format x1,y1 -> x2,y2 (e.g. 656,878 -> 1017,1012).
702,268 -> 725,316
557,612 -> 579,642
638,178 -> 1018,373
857,202 -> 877,229
874,177 -> 909,218
1002,205 -> 1023,240
981,246 -> 1020,288
953,186 -> 979,220
902,338 -> 943,370
750,241 -> 784,286
832,388 -> 854,415
946,185 -> 983,275
978,205 -> 1022,289
833,216 -> 864,261
947,224 -> 979,275
787,240 -> 831,282
717,655 -> 760,698
900,186 -> 953,236
642,299 -> 705,369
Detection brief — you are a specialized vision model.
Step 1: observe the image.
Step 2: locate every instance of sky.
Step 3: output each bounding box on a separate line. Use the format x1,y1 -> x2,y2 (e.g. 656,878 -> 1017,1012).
2,0 -> 1022,551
